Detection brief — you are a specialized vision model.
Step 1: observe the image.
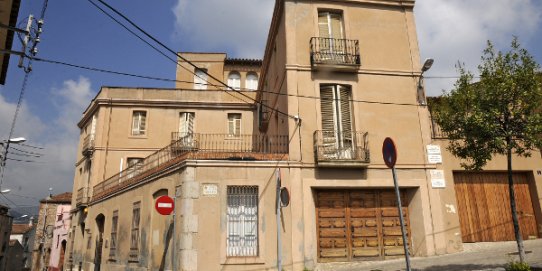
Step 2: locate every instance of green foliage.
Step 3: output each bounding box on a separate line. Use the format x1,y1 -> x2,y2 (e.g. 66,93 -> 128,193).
505,261 -> 531,271
434,37 -> 542,170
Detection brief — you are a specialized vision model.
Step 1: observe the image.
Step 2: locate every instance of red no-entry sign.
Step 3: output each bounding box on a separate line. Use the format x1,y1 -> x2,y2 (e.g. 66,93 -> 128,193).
155,195 -> 175,215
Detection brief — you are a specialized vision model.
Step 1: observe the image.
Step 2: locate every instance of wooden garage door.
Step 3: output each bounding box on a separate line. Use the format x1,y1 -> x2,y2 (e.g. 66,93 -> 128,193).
454,172 -> 538,242
316,190 -> 410,262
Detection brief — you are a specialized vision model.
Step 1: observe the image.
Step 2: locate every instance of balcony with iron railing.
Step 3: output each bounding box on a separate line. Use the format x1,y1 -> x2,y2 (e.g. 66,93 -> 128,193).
314,130 -> 370,167
92,133 -> 289,201
310,37 -> 361,68
82,134 -> 95,156
76,187 -> 90,206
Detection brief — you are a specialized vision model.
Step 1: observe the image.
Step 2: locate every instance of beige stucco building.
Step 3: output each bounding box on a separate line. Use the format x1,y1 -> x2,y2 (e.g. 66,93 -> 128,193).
65,0 -> 542,270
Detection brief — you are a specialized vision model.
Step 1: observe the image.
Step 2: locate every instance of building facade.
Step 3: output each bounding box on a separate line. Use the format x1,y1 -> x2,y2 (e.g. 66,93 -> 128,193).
65,0 -> 542,270
31,193 -> 72,271
0,204 -> 12,271
11,222 -> 35,270
47,205 -> 71,271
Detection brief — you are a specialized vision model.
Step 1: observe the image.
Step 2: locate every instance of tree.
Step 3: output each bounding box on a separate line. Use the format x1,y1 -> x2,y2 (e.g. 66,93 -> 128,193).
434,38 -> 542,263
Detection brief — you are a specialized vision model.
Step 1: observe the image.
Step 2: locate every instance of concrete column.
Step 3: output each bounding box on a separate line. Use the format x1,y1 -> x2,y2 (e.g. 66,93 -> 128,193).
178,167 -> 199,271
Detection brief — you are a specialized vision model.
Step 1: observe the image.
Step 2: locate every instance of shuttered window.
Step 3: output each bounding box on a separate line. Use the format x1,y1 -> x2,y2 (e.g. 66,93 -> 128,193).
227,186 -> 258,257
131,111 -> 147,136
194,68 -> 208,90
228,113 -> 242,137
179,112 -> 195,135
320,85 -> 353,157
318,11 -> 345,56
109,210 -> 118,259
129,202 -> 141,262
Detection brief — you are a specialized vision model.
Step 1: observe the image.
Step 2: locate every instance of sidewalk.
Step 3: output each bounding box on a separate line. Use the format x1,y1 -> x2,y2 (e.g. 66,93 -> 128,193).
315,239 -> 542,271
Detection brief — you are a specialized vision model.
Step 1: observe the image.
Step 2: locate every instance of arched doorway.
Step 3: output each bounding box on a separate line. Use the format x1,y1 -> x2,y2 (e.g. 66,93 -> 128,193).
59,240 -> 67,271
94,214 -> 105,271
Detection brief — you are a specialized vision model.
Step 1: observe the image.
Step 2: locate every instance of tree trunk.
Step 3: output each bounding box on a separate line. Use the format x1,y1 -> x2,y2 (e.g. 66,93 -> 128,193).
507,141 -> 526,263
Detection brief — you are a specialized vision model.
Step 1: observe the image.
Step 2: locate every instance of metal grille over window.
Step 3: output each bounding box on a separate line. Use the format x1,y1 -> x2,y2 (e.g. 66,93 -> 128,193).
227,186 -> 258,257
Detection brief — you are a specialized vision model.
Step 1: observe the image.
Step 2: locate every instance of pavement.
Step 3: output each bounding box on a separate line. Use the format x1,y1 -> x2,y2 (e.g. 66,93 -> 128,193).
315,239 -> 542,271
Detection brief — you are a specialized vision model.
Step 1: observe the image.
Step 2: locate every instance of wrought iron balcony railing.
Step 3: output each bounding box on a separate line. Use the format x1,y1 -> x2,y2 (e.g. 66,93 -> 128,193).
92,133 -> 289,201
310,37 -> 361,66
314,130 -> 370,167
76,187 -> 90,206
82,135 -> 95,156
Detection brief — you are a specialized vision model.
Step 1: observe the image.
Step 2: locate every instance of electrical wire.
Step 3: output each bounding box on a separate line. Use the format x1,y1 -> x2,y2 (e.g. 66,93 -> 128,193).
18,143 -> 44,149
32,55 -> 421,107
10,147 -> 43,156
88,0 -> 296,119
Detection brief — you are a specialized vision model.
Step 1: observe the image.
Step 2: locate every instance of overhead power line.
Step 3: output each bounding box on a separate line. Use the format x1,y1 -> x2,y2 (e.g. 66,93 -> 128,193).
88,0 -> 297,119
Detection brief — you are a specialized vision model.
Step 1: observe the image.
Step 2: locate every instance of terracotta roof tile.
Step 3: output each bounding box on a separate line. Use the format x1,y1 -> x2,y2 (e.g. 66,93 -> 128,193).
11,224 -> 33,234
40,192 -> 72,203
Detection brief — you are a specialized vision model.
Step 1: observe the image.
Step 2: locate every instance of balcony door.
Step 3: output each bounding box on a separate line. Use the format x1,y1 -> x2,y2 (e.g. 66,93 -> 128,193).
179,112 -> 195,147
320,85 -> 353,159
318,11 -> 345,59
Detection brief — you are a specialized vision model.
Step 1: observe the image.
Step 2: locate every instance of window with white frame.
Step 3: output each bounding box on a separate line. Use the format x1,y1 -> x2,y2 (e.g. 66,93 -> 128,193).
194,68 -> 208,90
318,11 -> 345,56
227,72 -> 241,90
245,73 -> 258,91
109,210 -> 118,259
227,186 -> 258,257
131,111 -> 147,136
227,113 -> 242,137
129,202 -> 140,261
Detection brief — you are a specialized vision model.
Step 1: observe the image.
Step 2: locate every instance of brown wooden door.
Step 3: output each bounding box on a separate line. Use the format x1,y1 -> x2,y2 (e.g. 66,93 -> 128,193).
454,172 -> 539,242
317,189 -> 410,262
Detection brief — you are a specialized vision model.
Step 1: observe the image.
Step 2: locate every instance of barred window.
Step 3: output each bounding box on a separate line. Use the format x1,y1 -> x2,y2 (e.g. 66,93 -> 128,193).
109,210 -> 118,259
227,186 -> 258,257
129,202 -> 141,261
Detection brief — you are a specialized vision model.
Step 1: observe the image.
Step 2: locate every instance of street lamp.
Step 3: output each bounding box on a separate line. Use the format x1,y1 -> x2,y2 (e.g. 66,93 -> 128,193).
417,58 -> 434,105
0,137 -> 27,190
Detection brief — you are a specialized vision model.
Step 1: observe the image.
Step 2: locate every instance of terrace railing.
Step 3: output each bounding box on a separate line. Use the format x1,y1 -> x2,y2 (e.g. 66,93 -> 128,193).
92,133 -> 289,201
310,37 -> 361,66
314,130 -> 370,167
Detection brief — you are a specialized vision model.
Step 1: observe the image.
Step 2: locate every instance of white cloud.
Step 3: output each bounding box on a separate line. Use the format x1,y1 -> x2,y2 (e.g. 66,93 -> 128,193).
415,0 -> 542,96
0,77 -> 94,207
172,0 -> 274,58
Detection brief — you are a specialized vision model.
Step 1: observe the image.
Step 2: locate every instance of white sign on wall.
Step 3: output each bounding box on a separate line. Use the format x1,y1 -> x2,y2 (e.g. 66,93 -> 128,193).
202,183 -> 218,196
427,145 -> 442,164
430,170 -> 446,188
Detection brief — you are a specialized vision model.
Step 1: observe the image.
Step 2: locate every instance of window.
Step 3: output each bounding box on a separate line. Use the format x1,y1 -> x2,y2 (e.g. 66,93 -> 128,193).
129,202 -> 140,261
318,11 -> 345,56
318,11 -> 344,39
131,111 -> 147,136
178,112 -> 195,147
194,68 -> 208,90
90,114 -> 97,140
245,73 -> 258,91
228,113 -> 242,137
179,112 -> 195,136
109,210 -> 118,259
227,186 -> 258,257
227,72 -> 241,90
320,85 -> 353,158
126,158 -> 143,179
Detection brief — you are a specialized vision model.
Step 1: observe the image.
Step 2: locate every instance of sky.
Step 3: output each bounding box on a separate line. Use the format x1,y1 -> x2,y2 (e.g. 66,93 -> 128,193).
0,0 -> 541,211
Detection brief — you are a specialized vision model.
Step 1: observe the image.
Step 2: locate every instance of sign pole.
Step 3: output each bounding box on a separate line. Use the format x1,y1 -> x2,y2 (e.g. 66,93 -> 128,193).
172,195 -> 176,271
392,166 -> 411,271
383,137 -> 411,271
276,169 -> 282,271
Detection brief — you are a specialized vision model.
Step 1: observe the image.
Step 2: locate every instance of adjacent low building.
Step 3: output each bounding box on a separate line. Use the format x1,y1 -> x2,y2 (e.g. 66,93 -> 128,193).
11,222 -> 35,270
